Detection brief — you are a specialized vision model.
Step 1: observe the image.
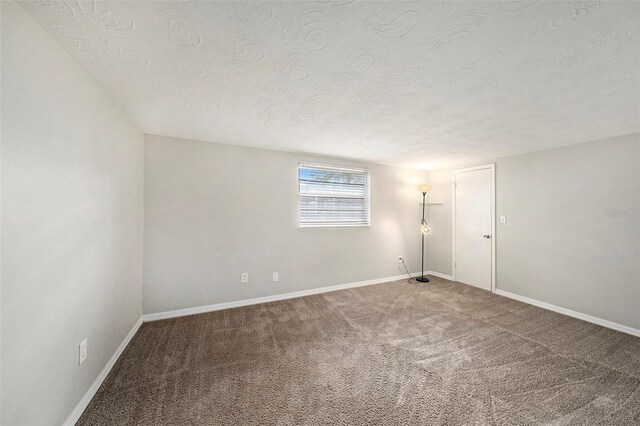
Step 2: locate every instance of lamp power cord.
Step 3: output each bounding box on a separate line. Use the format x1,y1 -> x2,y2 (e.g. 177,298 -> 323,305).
399,258 -> 415,283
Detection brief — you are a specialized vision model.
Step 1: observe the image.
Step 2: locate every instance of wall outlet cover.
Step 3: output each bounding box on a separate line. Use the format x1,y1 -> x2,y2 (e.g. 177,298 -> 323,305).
272,272 -> 279,282
241,272 -> 248,283
79,339 -> 87,365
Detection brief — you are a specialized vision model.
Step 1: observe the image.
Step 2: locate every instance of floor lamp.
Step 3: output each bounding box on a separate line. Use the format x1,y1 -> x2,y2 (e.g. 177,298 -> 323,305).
417,184 -> 432,283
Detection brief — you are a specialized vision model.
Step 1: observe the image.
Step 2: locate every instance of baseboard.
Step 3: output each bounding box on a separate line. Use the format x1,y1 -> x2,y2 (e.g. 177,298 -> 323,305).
143,272 -> 421,322
494,289 -> 640,338
426,271 -> 453,281
63,316 -> 143,426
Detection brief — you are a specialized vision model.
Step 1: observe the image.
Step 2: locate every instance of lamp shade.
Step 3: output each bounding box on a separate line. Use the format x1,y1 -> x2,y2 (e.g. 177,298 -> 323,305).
417,184 -> 432,193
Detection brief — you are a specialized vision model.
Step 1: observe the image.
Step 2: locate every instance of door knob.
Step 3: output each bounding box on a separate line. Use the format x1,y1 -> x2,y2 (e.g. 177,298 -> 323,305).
483,234 -> 491,239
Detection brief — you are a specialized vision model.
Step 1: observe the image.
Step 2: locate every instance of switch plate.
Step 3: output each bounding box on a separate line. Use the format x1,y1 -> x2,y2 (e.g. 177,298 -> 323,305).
500,215 -> 507,224
272,272 -> 279,282
241,272 -> 248,283
79,339 -> 87,365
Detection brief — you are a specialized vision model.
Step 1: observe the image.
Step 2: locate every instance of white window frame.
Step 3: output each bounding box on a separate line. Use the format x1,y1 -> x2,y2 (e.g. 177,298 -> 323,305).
298,162 -> 371,228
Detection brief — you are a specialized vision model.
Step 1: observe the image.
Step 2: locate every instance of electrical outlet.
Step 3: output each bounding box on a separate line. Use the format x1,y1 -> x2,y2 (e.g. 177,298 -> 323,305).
398,256 -> 403,264
79,339 -> 87,365
272,272 -> 279,282
241,272 -> 248,283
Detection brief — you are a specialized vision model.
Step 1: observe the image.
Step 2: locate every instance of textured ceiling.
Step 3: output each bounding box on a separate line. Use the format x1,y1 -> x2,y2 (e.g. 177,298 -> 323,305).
21,1 -> 640,169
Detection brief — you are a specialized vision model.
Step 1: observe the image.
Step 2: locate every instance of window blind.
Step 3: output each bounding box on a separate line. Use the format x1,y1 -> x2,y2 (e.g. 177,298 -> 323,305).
299,163 -> 371,227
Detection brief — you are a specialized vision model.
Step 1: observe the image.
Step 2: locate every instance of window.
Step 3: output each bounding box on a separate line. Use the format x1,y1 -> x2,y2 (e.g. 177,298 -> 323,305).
298,163 -> 371,227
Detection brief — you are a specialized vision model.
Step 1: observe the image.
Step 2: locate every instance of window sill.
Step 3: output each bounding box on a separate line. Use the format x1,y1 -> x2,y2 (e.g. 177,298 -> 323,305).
299,224 -> 371,229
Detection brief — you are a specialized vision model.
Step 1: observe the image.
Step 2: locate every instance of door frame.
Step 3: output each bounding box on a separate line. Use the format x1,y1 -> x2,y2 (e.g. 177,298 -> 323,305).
451,164 -> 496,292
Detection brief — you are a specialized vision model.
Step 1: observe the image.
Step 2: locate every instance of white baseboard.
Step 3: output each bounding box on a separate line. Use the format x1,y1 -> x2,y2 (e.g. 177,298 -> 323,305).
426,271 -> 453,281
143,272 -> 421,322
494,289 -> 640,338
63,317 -> 143,426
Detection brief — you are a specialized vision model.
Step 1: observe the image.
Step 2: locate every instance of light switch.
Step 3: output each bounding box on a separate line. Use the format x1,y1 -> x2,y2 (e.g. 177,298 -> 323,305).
500,215 -> 507,224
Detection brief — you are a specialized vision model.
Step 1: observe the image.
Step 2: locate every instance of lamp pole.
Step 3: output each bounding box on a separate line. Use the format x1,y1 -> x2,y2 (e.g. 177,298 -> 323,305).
416,191 -> 429,283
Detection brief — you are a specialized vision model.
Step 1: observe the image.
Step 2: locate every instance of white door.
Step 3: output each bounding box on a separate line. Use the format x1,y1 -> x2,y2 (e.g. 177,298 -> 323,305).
453,166 -> 494,291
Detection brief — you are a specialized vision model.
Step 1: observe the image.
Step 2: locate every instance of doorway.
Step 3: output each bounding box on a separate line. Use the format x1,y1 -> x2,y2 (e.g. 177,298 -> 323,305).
452,164 -> 495,292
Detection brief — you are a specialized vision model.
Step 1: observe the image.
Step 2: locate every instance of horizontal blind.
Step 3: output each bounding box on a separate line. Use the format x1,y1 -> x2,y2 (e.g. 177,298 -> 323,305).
299,163 -> 370,227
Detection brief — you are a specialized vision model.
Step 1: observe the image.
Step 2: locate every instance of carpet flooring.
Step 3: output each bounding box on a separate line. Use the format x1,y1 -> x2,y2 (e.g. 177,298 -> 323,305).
78,277 -> 640,425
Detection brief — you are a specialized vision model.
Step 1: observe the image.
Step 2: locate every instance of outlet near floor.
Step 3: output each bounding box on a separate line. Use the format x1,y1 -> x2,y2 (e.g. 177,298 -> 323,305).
79,339 -> 87,365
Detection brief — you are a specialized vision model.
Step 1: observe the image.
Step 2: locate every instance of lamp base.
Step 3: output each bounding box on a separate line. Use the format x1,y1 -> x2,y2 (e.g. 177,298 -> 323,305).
415,276 -> 430,283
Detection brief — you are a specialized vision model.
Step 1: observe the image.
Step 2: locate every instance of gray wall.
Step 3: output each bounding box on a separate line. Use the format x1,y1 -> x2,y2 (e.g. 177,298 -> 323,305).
144,135 -> 429,314
427,133 -> 640,329
1,3 -> 144,425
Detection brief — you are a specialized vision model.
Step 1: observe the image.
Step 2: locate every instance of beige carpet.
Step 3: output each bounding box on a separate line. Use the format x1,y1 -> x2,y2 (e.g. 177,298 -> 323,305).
79,277 -> 640,425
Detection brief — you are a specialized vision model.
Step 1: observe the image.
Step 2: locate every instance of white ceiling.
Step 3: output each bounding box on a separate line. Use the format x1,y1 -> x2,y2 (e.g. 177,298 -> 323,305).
21,1 -> 640,169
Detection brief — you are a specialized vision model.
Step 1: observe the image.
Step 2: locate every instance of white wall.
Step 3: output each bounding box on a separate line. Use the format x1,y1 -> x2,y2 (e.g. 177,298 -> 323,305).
144,134 -> 429,315
1,3 -> 144,425
428,133 -> 640,329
